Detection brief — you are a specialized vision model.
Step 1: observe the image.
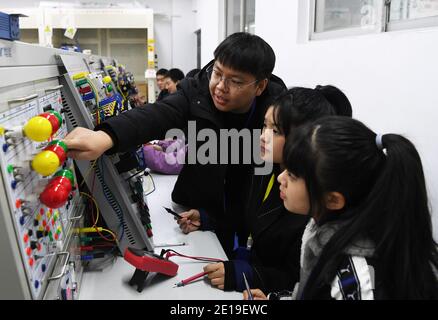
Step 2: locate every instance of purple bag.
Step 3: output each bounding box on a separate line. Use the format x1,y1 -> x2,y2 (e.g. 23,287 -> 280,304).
142,139 -> 185,175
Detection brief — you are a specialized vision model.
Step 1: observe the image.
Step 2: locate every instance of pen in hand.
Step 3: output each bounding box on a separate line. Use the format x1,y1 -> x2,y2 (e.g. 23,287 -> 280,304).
163,207 -> 200,228
243,272 -> 253,300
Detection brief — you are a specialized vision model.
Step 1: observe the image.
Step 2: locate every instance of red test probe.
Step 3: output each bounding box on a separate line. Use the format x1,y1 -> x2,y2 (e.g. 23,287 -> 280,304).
174,271 -> 208,287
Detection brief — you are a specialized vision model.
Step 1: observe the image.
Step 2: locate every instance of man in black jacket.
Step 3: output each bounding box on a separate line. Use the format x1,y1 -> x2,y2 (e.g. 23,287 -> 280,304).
64,32 -> 286,257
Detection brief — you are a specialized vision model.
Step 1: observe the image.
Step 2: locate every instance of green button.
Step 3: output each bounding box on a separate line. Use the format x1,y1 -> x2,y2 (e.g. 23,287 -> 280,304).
48,231 -> 53,242
7,164 -> 14,174
47,140 -> 68,153
48,110 -> 63,124
75,79 -> 88,87
54,169 -> 74,186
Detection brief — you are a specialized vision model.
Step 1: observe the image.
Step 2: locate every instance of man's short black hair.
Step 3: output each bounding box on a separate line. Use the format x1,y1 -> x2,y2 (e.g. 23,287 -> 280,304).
214,32 -> 275,80
157,68 -> 168,76
166,68 -> 185,82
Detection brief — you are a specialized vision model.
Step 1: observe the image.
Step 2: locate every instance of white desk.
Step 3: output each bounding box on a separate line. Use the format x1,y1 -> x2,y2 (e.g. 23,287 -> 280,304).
79,173 -> 241,300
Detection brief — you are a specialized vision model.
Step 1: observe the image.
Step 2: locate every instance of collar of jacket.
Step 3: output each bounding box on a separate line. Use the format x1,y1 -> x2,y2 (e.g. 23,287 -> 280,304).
296,218 -> 375,299
305,219 -> 375,258
249,164 -> 285,237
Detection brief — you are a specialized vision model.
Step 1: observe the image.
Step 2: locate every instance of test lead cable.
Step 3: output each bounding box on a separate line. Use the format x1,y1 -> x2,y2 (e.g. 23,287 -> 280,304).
174,271 -> 208,287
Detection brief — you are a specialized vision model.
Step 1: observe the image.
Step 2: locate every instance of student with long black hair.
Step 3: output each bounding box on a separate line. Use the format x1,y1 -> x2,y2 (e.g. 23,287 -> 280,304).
245,116 -> 438,299
202,86 -> 352,293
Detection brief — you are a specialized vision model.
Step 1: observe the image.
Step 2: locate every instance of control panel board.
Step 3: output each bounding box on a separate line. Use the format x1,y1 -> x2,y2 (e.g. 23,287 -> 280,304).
0,40 -> 151,299
58,53 -> 154,255
0,40 -> 84,300
0,90 -> 82,299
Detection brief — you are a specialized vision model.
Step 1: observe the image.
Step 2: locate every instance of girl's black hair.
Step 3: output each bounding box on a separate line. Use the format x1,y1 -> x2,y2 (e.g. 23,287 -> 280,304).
271,85 -> 352,137
284,116 -> 438,299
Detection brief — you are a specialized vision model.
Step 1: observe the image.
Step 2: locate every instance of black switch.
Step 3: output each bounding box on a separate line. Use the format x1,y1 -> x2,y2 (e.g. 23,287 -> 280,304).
30,241 -> 38,250
36,230 -> 47,239
43,105 -> 53,112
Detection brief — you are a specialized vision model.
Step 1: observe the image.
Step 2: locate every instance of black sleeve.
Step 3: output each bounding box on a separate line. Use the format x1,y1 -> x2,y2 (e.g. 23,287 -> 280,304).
95,88 -> 191,154
252,262 -> 300,293
223,261 -> 237,291
251,235 -> 302,293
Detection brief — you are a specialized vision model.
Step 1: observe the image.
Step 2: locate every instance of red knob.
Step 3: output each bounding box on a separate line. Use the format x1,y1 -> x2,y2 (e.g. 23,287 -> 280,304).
39,112 -> 60,135
44,145 -> 66,163
39,177 -> 72,209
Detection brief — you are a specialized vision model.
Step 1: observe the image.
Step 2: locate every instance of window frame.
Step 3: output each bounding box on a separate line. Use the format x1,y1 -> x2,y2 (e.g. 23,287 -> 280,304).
387,10 -> 438,31
309,0 -> 438,41
225,0 -> 256,36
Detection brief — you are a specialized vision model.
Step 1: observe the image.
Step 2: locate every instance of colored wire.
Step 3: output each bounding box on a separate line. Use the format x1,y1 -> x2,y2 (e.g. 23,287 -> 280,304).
76,193 -> 118,244
79,159 -> 97,188
163,249 -> 223,263
80,192 -> 100,227
100,228 -> 118,243
75,227 -> 118,243
82,192 -> 115,242
86,78 -> 101,124
80,243 -> 115,251
143,173 -> 155,196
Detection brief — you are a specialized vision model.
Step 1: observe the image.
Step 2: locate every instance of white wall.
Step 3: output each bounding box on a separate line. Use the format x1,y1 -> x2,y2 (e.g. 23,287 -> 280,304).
171,0 -> 197,73
194,0 -> 223,66
154,15 -> 172,70
139,0 -> 197,73
143,0 -> 173,70
256,0 -> 438,239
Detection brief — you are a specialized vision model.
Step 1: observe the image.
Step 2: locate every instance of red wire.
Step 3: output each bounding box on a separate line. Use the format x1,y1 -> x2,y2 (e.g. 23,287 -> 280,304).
80,244 -> 116,251
165,250 -> 223,263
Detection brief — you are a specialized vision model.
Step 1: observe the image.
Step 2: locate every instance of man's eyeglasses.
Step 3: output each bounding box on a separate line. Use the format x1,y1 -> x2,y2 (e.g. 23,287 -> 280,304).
206,66 -> 259,91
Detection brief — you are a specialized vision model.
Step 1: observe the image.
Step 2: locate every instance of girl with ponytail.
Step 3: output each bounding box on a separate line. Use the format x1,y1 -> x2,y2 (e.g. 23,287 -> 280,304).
245,116 -> 438,300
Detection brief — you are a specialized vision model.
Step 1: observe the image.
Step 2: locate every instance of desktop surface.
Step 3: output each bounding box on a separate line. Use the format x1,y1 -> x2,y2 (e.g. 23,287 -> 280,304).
79,173 -> 241,300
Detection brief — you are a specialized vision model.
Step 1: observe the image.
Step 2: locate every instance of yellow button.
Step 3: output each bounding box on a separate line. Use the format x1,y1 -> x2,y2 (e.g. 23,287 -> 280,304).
102,76 -> 112,84
31,151 -> 60,176
23,117 -> 52,142
72,72 -> 89,80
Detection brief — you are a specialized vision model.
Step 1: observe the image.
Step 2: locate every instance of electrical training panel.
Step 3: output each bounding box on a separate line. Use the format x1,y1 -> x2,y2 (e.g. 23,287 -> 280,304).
0,40 -> 84,300
58,53 -> 154,255
0,40 -> 153,300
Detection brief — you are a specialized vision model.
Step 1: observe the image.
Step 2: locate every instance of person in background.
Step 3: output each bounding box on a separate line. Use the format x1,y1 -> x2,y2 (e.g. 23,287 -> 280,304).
156,68 -> 169,101
201,86 -> 353,294
244,116 -> 438,300
164,68 -> 185,94
63,32 -> 286,257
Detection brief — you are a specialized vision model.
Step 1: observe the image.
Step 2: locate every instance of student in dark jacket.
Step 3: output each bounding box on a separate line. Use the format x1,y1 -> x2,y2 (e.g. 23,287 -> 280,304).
202,86 -> 353,293
64,32 -> 286,257
163,68 -> 185,94
156,68 -> 169,101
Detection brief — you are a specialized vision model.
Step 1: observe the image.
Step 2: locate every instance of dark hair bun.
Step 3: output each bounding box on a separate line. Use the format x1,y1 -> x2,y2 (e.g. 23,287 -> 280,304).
315,85 -> 352,117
